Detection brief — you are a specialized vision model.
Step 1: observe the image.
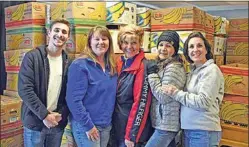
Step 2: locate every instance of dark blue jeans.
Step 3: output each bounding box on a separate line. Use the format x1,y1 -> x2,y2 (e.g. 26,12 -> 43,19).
23,126 -> 64,147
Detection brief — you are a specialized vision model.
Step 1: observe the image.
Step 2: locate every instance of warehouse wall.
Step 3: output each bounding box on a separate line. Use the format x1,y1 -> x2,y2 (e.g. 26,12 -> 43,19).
208,9 -> 248,19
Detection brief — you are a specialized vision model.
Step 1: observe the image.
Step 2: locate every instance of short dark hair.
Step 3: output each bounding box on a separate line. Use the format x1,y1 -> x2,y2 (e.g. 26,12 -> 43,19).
183,32 -> 213,63
49,19 -> 71,35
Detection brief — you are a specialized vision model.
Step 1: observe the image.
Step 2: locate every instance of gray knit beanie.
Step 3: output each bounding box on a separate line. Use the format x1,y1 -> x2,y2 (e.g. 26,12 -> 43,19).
157,30 -> 180,56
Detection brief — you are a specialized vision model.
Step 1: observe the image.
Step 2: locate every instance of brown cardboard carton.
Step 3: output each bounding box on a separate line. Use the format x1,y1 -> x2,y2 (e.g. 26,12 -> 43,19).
6,73 -> 18,92
206,33 -> 214,54
228,18 -> 248,37
214,16 -> 229,35
0,95 -> 22,125
3,90 -> 20,99
220,64 -> 248,96
226,56 -> 248,65
204,12 -> 214,34
107,2 -> 137,25
4,49 -> 31,73
0,127 -> 23,147
6,27 -> 45,50
66,26 -> 91,54
220,123 -> 248,146
213,36 -> 226,55
151,6 -> 205,31
5,2 -> 46,28
49,2 -> 106,26
137,7 -> 151,29
214,55 -> 224,66
220,94 -> 248,126
226,37 -> 248,55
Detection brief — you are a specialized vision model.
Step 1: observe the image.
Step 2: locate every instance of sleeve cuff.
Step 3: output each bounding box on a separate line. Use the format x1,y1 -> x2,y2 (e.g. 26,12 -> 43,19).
84,120 -> 95,132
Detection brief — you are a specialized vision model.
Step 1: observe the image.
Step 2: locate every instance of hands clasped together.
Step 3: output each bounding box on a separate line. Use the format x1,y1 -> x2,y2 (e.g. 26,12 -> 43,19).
43,111 -> 62,129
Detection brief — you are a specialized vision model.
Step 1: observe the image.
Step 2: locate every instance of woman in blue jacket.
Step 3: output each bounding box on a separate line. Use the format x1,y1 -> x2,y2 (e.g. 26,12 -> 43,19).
66,26 -> 117,147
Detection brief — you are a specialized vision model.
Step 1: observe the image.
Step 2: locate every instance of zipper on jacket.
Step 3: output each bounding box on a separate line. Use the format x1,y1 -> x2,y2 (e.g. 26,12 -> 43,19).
159,104 -> 163,119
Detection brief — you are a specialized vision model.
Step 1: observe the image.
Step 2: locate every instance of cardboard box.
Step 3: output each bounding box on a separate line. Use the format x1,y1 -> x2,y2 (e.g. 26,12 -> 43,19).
214,55 -> 224,66
220,123 -> 248,146
106,2 -> 137,25
48,2 -> 106,26
204,12 -> 214,34
214,16 -> 229,35
213,36 -> 226,55
226,56 -> 248,65
220,64 -> 248,96
206,33 -> 214,53
228,18 -> 248,37
66,26 -> 91,54
151,6 -> 205,31
3,90 -> 20,99
1,121 -> 23,134
5,2 -> 46,28
226,37 -> 248,55
6,27 -> 45,50
6,73 -> 18,92
0,128 -> 23,147
150,31 -> 162,53
4,49 -> 31,73
110,30 -> 122,53
150,31 -> 206,54
142,31 -> 151,53
137,7 -> 151,29
0,95 -> 22,125
220,94 -> 248,126
66,2 -> 106,26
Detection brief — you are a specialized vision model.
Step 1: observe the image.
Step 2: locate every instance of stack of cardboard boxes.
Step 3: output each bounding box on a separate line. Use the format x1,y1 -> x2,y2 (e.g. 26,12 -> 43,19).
219,64 -> 248,147
212,16 -> 229,66
1,2 -> 47,147
4,2 -> 46,94
226,18 -> 248,64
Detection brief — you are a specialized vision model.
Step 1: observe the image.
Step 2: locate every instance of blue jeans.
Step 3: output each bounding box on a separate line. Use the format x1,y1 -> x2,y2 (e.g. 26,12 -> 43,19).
145,129 -> 177,147
184,130 -> 222,147
23,126 -> 64,147
71,119 -> 112,147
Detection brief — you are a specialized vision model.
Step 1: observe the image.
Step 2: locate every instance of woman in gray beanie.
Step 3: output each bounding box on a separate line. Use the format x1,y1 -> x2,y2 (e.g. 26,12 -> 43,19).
145,30 -> 186,147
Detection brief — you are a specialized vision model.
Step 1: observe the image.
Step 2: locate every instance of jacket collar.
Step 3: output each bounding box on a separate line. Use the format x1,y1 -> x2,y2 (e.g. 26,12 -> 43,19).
117,50 -> 145,73
39,45 -> 68,60
190,59 -> 214,73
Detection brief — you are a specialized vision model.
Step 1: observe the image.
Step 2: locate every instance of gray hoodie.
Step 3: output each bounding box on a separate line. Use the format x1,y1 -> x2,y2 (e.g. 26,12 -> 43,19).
148,55 -> 186,131
172,59 -> 224,131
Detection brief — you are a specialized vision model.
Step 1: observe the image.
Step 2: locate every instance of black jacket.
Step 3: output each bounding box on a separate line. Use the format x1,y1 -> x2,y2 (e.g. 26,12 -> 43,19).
18,45 -> 71,131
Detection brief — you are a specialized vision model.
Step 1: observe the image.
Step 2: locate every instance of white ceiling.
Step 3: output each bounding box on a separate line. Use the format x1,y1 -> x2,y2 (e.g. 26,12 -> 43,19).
132,1 -> 248,11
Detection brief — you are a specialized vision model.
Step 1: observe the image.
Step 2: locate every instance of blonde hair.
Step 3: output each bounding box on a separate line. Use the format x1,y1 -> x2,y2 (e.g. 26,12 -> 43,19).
79,26 -> 116,76
117,24 -> 144,49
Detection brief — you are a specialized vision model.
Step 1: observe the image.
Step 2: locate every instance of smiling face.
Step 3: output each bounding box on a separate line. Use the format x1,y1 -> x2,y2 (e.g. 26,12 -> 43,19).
158,41 -> 175,59
120,34 -> 140,58
188,37 -> 207,65
90,32 -> 109,57
48,23 -> 70,52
